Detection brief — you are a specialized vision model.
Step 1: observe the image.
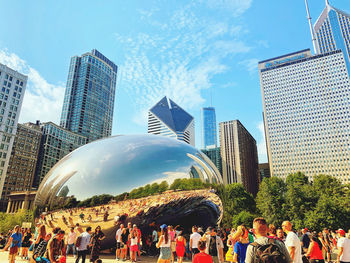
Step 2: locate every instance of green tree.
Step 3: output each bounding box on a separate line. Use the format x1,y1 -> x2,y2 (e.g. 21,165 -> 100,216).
256,177 -> 286,227
284,172 -> 314,229
232,211 -> 256,228
158,181 -> 169,193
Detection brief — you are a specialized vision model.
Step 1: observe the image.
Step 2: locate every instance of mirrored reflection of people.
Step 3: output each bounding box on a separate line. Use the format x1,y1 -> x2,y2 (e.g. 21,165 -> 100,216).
90,226 -> 105,262
157,224 -> 172,263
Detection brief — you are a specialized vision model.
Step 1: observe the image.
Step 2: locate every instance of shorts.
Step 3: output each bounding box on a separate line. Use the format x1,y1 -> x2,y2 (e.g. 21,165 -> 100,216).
117,242 -> 121,249
131,245 -> 138,252
171,241 -> 176,252
159,247 -> 171,260
192,248 -> 200,255
9,246 -> 18,255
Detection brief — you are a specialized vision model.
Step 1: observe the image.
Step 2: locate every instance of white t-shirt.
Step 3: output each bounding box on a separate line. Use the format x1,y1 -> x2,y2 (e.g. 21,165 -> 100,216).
116,228 -> 122,243
338,237 -> 350,261
285,231 -> 302,263
190,232 -> 201,249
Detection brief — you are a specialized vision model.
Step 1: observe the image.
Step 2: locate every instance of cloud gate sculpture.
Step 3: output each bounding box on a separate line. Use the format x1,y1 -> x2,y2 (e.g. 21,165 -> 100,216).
34,135 -> 223,249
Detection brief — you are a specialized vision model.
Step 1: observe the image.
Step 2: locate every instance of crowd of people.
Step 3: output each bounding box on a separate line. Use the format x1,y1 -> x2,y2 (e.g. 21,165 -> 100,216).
1,215 -> 350,263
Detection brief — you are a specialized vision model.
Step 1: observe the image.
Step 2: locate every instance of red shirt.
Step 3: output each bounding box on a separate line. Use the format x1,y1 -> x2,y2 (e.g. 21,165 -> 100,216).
309,241 -> 323,260
193,252 -> 213,263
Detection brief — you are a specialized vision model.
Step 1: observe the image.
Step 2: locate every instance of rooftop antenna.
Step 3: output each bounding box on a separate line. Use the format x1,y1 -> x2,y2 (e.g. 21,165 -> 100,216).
305,0 -> 318,54
210,86 -> 213,107
325,0 -> 329,6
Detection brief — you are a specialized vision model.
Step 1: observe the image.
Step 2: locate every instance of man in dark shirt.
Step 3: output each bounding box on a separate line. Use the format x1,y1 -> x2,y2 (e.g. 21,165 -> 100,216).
204,227 -> 224,263
300,228 -> 310,254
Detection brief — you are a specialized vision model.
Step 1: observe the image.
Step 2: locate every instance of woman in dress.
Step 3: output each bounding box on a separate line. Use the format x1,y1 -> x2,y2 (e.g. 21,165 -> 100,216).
157,224 -> 171,263
175,229 -> 186,263
90,226 -> 105,262
7,225 -> 22,263
21,228 -> 32,260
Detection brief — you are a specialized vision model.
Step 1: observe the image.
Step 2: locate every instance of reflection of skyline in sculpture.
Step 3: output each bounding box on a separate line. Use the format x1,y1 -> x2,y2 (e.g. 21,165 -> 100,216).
34,135 -> 223,249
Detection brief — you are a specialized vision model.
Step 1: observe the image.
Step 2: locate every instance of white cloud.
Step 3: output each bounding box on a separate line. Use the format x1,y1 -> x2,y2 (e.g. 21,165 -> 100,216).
239,58 -> 259,74
116,1 -> 253,125
0,49 -> 64,124
257,121 -> 268,163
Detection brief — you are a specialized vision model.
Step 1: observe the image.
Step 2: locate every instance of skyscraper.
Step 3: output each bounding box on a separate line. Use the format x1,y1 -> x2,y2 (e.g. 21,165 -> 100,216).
33,122 -> 87,188
0,64 -> 27,200
0,122 -> 42,210
201,147 -> 222,176
148,97 -> 195,146
201,107 -> 217,149
219,120 -> 259,195
313,1 -> 350,70
259,48 -> 350,182
60,49 -> 117,142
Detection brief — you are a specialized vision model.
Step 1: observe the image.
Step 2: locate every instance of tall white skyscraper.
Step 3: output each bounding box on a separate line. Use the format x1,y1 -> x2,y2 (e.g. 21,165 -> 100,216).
259,49 -> 350,182
0,64 -> 27,199
148,97 -> 195,146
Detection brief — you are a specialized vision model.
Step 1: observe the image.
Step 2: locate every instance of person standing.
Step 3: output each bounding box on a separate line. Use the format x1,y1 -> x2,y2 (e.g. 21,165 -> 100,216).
7,225 -> 22,263
336,229 -> 350,263
116,224 -> 124,260
232,225 -> 250,263
190,226 -> 201,257
75,226 -> 92,263
121,227 -> 129,261
204,227 -> 224,263
193,240 -> 213,263
175,229 -> 186,263
152,227 -> 159,256
305,232 -> 324,263
301,228 -> 310,254
46,230 -> 65,263
90,226 -> 105,262
21,228 -> 32,260
130,227 -> 139,262
156,224 -> 171,263
245,217 -> 291,263
282,221 -> 302,263
66,227 -> 77,258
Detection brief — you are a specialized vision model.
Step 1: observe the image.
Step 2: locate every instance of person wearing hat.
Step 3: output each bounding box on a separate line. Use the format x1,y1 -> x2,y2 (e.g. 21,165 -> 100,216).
157,224 -> 171,263
203,227 -> 224,263
301,228 -> 310,254
336,229 -> 350,263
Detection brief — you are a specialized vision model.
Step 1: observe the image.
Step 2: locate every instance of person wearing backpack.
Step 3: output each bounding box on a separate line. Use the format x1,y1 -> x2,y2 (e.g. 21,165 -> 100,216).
245,217 -> 291,263
282,221 -> 303,263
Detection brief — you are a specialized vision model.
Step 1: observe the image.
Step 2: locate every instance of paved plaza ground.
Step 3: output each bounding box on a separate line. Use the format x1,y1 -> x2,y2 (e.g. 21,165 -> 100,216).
0,251 -> 192,263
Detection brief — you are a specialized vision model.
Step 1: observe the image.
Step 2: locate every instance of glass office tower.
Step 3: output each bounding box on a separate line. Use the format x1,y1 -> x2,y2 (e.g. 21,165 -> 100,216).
201,107 -> 217,149
60,49 -> 117,142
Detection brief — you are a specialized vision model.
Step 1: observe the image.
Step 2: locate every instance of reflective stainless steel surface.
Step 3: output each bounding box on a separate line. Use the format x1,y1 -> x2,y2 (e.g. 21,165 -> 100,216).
35,134 -> 222,209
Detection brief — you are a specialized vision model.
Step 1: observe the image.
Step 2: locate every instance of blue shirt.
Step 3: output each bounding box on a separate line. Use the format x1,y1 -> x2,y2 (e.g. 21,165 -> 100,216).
234,241 -> 250,263
10,232 -> 22,248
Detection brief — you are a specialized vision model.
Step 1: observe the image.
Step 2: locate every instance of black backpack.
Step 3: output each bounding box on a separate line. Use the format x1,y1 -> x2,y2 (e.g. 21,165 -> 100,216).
250,238 -> 288,263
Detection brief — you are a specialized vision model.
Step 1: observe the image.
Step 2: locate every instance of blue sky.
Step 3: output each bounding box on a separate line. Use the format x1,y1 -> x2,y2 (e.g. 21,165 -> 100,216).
0,0 -> 348,163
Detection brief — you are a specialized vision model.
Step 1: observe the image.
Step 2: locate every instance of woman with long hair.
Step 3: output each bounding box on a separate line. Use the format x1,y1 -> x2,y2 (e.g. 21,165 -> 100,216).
157,224 -> 171,263
34,225 -> 46,251
175,228 -> 186,263
232,225 -> 250,263
130,227 -> 139,262
90,226 -> 105,262
21,228 -> 32,260
306,232 -> 324,263
7,225 -> 22,263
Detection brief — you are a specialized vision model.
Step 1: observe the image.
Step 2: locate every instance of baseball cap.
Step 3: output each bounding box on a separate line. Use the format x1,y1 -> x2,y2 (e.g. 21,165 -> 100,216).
337,229 -> 346,236
303,228 -> 308,232
160,224 -> 167,229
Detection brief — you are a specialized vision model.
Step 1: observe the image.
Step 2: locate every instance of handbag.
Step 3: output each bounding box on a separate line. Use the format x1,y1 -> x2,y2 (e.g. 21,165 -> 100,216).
225,247 -> 233,262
